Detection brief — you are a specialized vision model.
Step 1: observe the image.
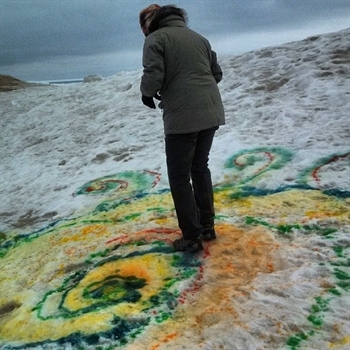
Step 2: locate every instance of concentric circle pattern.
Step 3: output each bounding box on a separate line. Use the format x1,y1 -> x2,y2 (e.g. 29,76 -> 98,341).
1,148 -> 349,349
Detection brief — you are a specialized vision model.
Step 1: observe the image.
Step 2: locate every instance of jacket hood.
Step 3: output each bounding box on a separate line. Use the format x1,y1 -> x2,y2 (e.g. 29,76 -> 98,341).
148,5 -> 187,34
139,4 -> 161,36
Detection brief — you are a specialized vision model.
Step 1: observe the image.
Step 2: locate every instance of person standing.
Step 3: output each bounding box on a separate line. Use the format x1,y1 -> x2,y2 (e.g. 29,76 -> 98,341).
140,4 -> 225,252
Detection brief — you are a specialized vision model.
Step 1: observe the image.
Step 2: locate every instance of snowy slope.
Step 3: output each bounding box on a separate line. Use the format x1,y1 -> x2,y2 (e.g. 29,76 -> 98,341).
0,29 -> 349,350
1,29 -> 349,231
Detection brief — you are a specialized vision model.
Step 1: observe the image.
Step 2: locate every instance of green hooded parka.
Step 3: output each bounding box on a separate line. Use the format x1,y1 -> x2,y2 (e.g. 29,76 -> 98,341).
140,5 -> 225,134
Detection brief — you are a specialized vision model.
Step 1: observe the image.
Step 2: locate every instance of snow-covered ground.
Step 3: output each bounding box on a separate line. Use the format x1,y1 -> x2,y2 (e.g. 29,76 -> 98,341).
0,29 -> 349,350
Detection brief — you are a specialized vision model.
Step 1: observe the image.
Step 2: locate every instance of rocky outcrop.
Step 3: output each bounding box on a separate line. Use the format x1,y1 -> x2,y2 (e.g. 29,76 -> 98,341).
0,74 -> 40,92
83,75 -> 103,83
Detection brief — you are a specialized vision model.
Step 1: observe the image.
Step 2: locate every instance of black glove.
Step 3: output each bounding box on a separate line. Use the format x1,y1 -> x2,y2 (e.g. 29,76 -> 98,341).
142,95 -> 156,109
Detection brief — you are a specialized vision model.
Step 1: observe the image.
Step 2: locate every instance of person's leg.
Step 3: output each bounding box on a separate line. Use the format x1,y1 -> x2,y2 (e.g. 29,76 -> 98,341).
165,132 -> 203,240
191,127 -> 218,239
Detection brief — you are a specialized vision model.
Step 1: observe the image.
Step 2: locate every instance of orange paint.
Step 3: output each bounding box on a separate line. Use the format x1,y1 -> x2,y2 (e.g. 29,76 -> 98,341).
306,210 -> 344,219
64,247 -> 77,256
106,235 -> 129,245
80,224 -> 108,236
106,227 -> 180,246
267,262 -> 274,272
149,333 -> 178,350
163,332 -> 178,342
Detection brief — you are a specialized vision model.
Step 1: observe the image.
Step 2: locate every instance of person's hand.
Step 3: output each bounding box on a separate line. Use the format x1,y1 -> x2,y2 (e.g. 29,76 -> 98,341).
142,95 -> 156,109
154,92 -> 161,100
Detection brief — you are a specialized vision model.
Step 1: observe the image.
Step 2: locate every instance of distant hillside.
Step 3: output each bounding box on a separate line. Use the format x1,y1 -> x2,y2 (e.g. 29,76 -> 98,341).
0,74 -> 40,92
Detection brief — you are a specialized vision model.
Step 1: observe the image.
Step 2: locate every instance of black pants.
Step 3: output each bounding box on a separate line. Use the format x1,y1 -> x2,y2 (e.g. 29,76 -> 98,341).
165,127 -> 218,239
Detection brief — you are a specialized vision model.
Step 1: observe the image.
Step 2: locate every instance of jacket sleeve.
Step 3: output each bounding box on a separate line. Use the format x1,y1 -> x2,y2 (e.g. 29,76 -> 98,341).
210,50 -> 223,84
140,34 -> 165,97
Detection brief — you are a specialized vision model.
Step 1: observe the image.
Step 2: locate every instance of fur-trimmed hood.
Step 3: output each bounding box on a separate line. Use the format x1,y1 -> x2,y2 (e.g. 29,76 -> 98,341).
141,5 -> 225,134
148,5 -> 188,34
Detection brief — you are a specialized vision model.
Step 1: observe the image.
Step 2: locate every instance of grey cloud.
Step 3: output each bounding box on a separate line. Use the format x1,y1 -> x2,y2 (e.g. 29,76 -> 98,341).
0,0 -> 348,80
1,0 -> 143,65
187,0 -> 349,35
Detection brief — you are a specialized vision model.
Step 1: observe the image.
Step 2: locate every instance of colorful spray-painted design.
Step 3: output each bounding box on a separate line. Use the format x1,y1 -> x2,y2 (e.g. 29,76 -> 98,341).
0,147 -> 349,349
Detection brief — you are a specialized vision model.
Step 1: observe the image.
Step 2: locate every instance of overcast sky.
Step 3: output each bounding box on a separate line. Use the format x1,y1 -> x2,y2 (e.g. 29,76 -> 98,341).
0,0 -> 349,81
